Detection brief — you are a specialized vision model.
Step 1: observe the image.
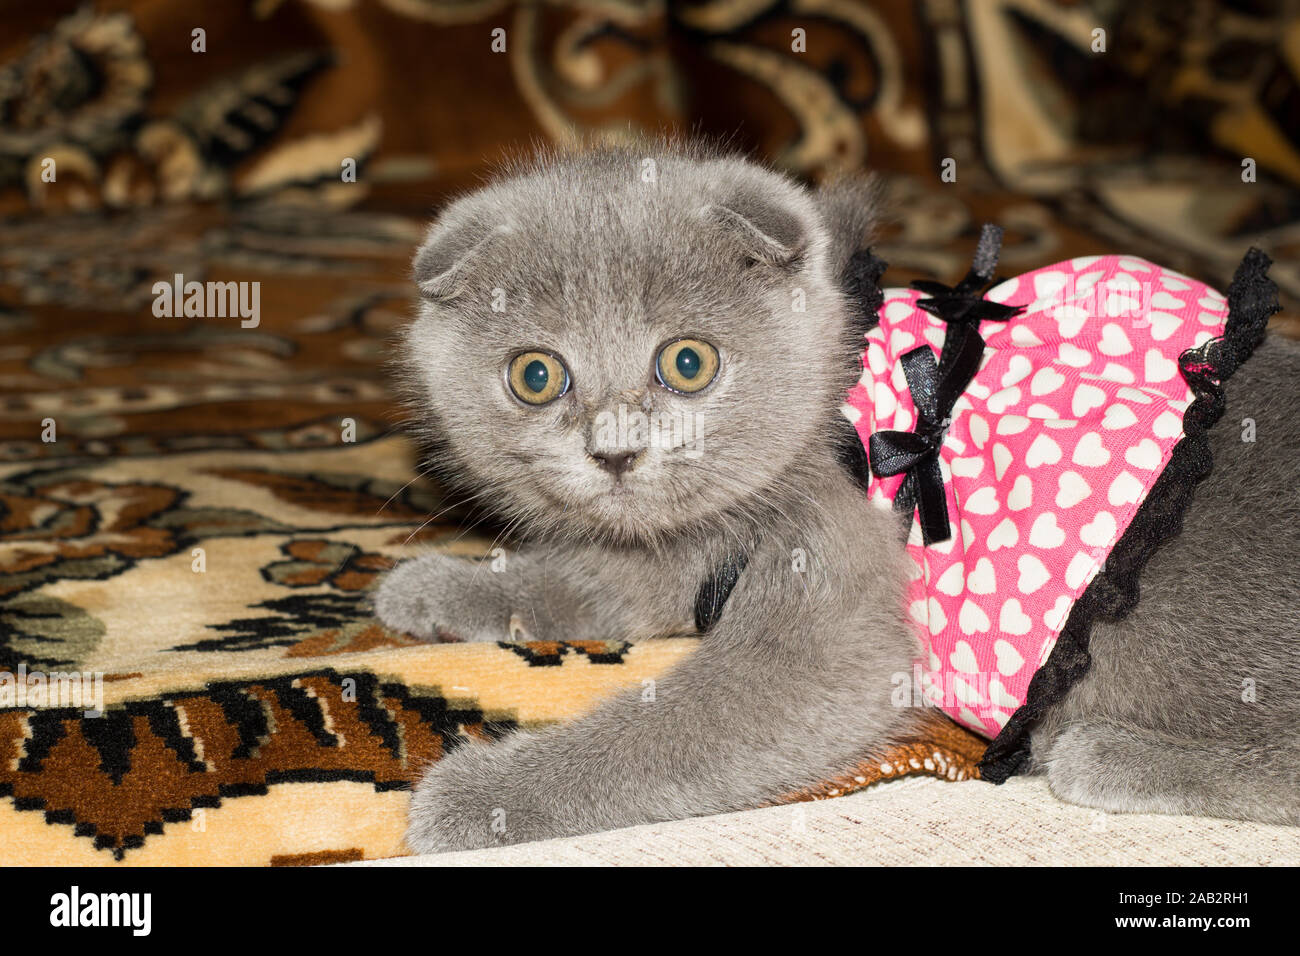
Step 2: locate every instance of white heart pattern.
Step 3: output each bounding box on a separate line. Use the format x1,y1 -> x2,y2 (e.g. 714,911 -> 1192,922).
999,599 -> 1033,637
1099,324 -> 1133,356
1031,368 -> 1065,396
993,443 -> 1014,480
1016,554 -> 1050,594
1029,512 -> 1066,549
949,640 -> 979,674
1080,510 -> 1117,548
1102,404 -> 1138,430
1108,470 -> 1144,507
1144,348 -> 1178,382
1055,470 -> 1091,508
993,639 -> 1025,676
1025,434 -> 1062,467
1001,355 -> 1033,387
1007,475 -> 1033,511
967,557 -> 997,594
1072,432 -> 1111,467
1072,383 -> 1106,416
1124,438 -> 1162,470
959,600 -> 991,635
935,562 -> 965,596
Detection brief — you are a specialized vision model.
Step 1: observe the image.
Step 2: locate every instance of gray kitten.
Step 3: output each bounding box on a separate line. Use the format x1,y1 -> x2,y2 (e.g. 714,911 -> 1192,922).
376,142 -> 1300,854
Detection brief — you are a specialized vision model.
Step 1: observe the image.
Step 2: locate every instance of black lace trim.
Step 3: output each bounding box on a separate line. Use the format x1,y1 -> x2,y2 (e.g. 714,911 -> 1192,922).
978,248 -> 1281,782
842,248 -> 888,340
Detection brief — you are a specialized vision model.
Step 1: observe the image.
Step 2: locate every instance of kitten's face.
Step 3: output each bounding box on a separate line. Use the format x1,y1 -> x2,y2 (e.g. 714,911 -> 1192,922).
401,150 -> 852,544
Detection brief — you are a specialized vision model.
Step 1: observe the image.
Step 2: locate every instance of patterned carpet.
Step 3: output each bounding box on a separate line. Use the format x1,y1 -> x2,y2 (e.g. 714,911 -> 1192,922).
0,397 -> 985,863
2,0 -> 1295,864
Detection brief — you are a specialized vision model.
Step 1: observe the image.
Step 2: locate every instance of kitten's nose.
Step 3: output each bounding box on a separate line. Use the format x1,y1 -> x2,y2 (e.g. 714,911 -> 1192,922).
589,450 -> 640,476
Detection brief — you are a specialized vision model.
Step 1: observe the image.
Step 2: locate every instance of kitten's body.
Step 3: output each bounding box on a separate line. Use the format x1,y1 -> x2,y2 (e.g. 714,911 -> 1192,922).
1030,333 -> 1300,821
378,144 -> 1300,853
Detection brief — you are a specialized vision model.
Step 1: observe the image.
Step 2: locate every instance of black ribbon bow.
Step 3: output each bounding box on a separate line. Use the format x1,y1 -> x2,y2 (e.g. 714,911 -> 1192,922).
867,335 -> 983,545
867,225 -> 1025,545
910,223 -> 1024,368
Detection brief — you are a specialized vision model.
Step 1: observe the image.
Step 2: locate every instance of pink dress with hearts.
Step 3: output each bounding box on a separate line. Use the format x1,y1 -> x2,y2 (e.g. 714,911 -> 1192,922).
841,246 -> 1276,777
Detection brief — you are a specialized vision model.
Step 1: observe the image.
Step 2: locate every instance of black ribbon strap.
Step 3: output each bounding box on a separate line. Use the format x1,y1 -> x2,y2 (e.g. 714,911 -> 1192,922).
868,224 -> 1025,545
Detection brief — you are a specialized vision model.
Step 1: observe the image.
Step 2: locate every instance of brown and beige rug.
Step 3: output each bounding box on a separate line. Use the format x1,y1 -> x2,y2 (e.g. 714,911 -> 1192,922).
0,422 -> 986,865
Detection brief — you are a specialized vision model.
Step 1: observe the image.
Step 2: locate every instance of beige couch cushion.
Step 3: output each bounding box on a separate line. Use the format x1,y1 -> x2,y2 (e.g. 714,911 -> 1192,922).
355,776 -> 1300,866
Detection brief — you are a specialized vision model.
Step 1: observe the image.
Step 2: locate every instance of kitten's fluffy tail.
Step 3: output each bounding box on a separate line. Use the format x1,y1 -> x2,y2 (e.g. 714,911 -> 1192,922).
815,174 -> 883,282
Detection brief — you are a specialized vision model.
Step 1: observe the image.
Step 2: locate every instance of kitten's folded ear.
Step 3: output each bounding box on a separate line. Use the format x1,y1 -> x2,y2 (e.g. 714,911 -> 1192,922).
412,200 -> 510,301
702,189 -> 811,270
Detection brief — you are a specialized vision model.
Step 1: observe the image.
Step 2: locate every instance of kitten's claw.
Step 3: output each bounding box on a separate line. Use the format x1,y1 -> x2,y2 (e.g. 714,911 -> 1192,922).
507,612 -> 535,642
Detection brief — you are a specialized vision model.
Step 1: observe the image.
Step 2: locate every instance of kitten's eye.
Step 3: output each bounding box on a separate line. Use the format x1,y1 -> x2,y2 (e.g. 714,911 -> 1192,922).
507,351 -> 570,405
656,338 -> 719,394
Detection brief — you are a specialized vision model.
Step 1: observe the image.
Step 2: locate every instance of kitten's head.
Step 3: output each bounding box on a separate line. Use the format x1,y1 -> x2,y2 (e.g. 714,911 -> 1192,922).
399,142 -> 869,545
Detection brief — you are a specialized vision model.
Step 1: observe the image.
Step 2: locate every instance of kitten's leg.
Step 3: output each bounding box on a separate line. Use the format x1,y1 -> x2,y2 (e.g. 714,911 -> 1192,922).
1042,722 -> 1300,825
404,531 -> 919,853
373,547 -> 695,643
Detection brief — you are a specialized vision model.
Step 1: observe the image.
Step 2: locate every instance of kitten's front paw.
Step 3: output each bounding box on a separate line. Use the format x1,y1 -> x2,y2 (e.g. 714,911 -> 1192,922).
373,559 -> 438,640
404,734 -> 566,854
372,553 -> 508,643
